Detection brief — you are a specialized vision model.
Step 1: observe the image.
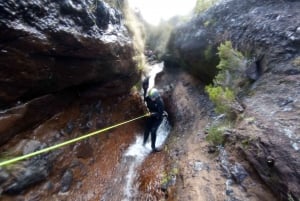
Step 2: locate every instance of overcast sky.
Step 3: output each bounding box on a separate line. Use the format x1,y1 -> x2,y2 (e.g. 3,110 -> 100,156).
127,0 -> 197,25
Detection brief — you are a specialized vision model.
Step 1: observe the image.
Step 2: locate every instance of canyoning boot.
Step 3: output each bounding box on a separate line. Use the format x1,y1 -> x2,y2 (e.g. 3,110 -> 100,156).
151,147 -> 161,153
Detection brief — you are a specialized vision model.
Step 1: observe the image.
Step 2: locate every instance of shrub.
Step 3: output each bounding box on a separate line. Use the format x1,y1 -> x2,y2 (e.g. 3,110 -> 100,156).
205,85 -> 235,115
205,41 -> 246,118
214,41 -> 246,90
206,124 -> 226,146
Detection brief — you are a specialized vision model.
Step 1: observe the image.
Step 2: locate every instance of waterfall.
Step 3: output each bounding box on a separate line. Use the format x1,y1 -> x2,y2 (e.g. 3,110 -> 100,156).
102,62 -> 170,201
101,117 -> 170,201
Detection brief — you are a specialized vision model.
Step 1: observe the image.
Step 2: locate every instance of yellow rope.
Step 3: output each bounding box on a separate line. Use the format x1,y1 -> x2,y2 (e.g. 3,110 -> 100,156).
0,113 -> 150,167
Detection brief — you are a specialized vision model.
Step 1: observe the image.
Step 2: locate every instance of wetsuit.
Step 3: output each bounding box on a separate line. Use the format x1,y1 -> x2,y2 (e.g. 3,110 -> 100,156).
143,95 -> 165,151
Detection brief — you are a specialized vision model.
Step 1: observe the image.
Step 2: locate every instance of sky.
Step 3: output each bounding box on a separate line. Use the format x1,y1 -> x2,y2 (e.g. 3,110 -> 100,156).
127,0 -> 197,25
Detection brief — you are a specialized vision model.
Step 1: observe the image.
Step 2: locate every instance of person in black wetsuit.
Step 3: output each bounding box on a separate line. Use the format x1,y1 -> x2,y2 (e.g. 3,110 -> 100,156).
142,77 -> 167,152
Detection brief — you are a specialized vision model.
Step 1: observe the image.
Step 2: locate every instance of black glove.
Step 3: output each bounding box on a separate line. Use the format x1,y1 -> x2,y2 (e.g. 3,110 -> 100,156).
151,112 -> 158,117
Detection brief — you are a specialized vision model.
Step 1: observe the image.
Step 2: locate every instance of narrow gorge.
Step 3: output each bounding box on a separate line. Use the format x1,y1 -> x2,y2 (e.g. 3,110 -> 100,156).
0,0 -> 299,201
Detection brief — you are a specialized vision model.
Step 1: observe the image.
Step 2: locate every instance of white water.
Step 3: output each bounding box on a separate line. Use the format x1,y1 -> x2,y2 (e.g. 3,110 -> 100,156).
146,62 -> 164,92
102,62 -> 170,201
122,117 -> 171,200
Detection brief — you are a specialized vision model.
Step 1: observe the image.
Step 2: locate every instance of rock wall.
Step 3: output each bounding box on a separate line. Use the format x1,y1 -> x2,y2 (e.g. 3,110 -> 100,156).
0,0 -> 139,106
0,0 -> 140,145
166,0 -> 300,200
167,0 -> 300,83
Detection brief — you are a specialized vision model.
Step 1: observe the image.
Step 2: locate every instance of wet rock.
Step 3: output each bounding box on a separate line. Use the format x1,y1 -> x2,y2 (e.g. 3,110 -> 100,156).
266,156 -> 275,167
0,169 -> 9,184
207,145 -> 217,153
42,181 -> 53,191
23,140 -> 41,155
3,155 -> 52,194
65,121 -> 75,135
193,161 -> 209,172
74,141 -> 94,159
0,93 -> 74,145
60,170 -> 73,193
167,0 -> 300,82
167,0 -> 300,199
246,60 -> 261,81
0,0 -> 139,106
230,163 -> 248,184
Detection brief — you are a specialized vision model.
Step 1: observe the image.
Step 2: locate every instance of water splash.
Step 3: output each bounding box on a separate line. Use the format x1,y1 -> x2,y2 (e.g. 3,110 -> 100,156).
123,117 -> 170,200
102,118 -> 170,201
147,62 -> 164,90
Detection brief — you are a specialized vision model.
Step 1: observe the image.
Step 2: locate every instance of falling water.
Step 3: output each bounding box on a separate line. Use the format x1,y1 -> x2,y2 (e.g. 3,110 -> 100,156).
146,62 -> 164,90
102,118 -> 170,201
102,62 -> 170,200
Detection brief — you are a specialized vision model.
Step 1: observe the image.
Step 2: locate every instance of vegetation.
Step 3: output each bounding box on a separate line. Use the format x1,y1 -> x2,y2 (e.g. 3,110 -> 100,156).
205,41 -> 246,117
214,41 -> 246,92
205,85 -> 234,114
161,167 -> 179,186
205,41 -> 246,145
194,0 -> 218,14
206,123 -> 226,146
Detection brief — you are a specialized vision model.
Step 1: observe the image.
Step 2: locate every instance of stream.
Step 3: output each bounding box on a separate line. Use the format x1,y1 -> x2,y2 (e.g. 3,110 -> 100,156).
101,62 -> 170,200
102,117 -> 170,201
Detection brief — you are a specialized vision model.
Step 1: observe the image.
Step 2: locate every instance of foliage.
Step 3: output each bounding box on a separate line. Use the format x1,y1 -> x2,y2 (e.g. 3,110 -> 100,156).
215,41 -> 245,90
194,0 -> 218,14
217,41 -> 244,70
205,41 -> 246,117
205,85 -> 235,115
161,167 -> 179,186
206,123 -> 227,146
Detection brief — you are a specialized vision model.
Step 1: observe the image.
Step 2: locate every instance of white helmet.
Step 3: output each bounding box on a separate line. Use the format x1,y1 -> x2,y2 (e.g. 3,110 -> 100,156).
148,88 -> 159,100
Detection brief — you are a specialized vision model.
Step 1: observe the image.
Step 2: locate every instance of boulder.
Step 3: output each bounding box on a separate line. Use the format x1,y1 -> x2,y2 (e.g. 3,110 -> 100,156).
0,0 -> 139,107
